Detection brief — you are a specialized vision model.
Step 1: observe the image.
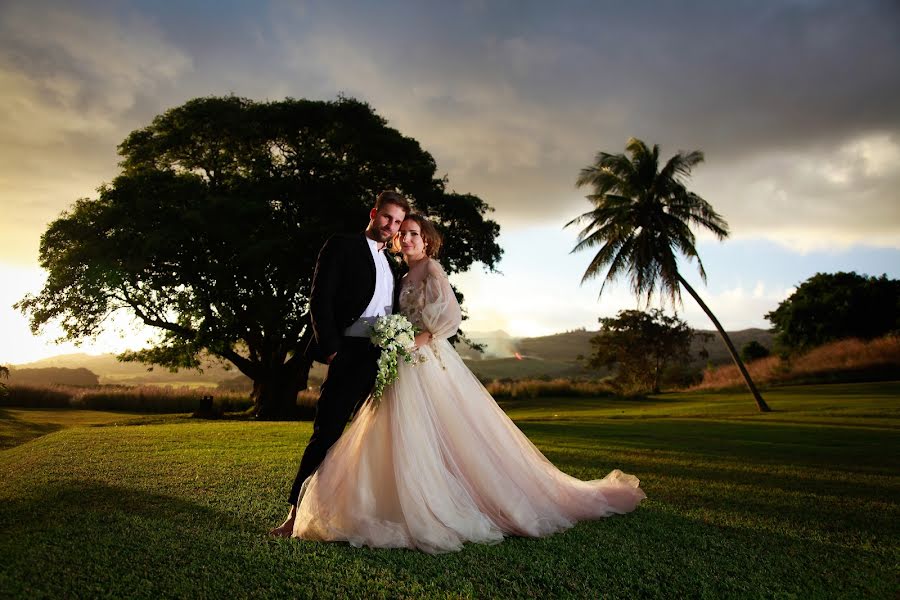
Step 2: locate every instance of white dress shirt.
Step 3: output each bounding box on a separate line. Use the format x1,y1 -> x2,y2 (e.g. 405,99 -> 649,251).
344,236 -> 394,337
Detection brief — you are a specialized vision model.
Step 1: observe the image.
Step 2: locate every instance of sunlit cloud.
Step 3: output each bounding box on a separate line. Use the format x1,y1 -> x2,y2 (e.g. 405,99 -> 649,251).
0,0 -> 192,264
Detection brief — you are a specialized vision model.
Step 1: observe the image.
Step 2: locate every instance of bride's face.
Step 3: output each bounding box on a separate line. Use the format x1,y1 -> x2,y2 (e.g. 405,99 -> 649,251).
398,220 -> 426,258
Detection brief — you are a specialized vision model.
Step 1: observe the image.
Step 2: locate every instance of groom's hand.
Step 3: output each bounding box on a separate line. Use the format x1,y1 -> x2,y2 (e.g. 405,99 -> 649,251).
326,352 -> 337,364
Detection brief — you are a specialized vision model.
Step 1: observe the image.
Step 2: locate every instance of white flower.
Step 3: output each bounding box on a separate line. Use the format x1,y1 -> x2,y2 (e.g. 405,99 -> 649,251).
369,314 -> 421,406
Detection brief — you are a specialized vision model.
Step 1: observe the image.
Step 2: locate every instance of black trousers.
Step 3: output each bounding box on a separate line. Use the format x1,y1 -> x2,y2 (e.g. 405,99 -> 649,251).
288,337 -> 380,505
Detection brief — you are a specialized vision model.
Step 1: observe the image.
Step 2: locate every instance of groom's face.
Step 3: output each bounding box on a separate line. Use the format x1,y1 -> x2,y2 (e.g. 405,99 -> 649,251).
368,203 -> 406,243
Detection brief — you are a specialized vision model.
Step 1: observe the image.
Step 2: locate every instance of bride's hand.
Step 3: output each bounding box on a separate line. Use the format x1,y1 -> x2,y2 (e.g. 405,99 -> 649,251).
414,331 -> 433,348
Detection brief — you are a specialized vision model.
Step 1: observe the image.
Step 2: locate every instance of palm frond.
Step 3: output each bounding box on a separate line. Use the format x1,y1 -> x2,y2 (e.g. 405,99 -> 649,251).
569,137 -> 729,306
595,235 -> 636,298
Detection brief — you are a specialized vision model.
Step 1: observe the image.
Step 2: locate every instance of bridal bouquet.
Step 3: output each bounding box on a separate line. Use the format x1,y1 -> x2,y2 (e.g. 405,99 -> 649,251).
369,314 -> 421,404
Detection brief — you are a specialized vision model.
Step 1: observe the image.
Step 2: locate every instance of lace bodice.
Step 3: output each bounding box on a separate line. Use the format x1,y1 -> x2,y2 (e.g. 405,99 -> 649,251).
399,279 -> 427,329
397,259 -> 461,340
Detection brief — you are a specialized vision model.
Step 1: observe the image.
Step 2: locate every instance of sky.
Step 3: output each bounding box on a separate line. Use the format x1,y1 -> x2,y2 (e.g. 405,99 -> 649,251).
1,0 -> 899,364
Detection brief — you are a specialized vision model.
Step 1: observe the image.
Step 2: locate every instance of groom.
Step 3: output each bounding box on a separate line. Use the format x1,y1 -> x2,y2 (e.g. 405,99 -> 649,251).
270,190 -> 409,537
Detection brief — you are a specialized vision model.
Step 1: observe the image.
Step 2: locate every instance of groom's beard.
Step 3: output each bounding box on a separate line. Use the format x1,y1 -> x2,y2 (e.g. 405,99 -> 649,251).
369,226 -> 394,243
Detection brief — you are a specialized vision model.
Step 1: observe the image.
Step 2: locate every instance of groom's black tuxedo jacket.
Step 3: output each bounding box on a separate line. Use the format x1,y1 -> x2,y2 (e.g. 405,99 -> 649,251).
304,232 -> 404,364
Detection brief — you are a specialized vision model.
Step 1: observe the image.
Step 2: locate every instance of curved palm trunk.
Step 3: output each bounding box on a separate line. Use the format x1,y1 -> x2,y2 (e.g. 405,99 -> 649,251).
677,274 -> 771,412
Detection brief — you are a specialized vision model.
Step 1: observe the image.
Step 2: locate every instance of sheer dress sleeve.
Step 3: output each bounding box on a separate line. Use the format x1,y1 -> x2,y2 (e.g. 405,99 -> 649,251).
421,260 -> 461,340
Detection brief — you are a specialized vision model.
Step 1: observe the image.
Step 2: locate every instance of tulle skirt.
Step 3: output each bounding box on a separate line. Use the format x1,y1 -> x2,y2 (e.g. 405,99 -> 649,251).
292,339 -> 645,553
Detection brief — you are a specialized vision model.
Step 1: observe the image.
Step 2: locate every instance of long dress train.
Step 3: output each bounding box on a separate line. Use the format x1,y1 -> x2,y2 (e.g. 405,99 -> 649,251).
292,259 -> 645,553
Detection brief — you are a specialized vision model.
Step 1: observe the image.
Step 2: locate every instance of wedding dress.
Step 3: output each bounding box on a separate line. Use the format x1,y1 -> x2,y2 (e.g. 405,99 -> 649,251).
292,259 -> 645,553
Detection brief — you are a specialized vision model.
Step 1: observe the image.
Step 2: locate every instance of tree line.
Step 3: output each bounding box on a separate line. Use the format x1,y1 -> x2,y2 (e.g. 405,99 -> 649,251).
584,271 -> 898,395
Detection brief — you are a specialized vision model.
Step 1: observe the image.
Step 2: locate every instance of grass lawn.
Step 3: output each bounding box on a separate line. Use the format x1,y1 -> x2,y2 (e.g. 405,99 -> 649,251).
1,382 -> 897,598
0,407 -> 156,451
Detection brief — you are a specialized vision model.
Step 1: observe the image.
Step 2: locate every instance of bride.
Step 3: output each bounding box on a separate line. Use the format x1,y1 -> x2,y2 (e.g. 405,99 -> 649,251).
292,214 -> 645,553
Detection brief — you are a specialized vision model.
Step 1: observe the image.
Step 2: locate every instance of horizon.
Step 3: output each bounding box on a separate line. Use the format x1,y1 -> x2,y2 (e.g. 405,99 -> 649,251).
6,324 -> 778,368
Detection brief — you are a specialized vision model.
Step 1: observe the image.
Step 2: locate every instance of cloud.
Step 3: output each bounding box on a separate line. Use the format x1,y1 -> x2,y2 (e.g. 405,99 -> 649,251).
690,132 -> 900,250
1,0 -> 898,361
263,1 -> 900,243
677,279 -> 794,332
0,0 -> 192,263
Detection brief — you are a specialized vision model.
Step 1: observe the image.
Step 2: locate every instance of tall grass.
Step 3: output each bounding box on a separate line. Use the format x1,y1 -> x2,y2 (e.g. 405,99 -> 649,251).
2,382 -> 322,417
485,377 -> 614,399
0,384 -> 72,408
694,335 -> 900,390
1,383 -> 253,413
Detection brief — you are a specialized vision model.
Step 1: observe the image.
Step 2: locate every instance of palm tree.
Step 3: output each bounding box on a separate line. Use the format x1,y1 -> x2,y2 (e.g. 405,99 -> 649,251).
567,137 -> 770,412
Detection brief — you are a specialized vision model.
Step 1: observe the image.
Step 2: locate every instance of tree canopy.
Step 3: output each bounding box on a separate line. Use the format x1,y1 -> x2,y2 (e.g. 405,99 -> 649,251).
766,271 -> 900,351
586,309 -> 696,394
16,95 -> 502,418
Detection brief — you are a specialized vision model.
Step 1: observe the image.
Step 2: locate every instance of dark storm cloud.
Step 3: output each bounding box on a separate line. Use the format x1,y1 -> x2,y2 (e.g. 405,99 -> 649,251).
255,0 -> 900,237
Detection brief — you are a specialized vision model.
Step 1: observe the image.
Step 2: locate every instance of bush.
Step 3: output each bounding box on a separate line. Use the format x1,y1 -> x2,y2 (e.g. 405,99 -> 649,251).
741,340 -> 771,363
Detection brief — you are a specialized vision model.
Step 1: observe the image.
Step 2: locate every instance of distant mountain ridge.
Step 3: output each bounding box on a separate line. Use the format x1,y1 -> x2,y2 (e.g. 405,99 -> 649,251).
13,353 -> 236,386
465,328 -> 774,362
6,367 -> 100,387
459,327 -> 774,381
10,328 -> 775,386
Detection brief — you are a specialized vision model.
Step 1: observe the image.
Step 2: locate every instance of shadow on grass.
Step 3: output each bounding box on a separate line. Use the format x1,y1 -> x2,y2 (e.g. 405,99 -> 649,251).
0,408 -> 64,450
0,480 -> 269,598
0,482 -> 896,598
519,419 -> 900,468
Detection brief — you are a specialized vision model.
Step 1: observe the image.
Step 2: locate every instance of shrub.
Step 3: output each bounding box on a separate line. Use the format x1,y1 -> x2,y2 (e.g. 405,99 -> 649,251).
741,340 -> 771,363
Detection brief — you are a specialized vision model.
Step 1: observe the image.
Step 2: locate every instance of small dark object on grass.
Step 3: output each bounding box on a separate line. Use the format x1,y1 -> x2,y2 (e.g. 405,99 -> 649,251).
192,395 -> 222,419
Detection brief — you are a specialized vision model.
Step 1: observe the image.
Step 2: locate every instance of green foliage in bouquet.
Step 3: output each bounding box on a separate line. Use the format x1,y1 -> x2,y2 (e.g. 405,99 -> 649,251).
369,315 -> 423,404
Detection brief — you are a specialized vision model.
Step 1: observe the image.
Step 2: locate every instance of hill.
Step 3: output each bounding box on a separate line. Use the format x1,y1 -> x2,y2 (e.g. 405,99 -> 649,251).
458,327 -> 775,381
10,328 -> 775,386
6,367 -> 100,387
13,353 -> 239,387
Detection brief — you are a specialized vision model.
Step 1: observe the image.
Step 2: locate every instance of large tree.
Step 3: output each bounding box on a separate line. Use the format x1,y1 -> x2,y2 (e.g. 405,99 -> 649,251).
567,137 -> 770,412
587,309 -> 695,394
766,271 -> 900,351
17,96 -> 502,419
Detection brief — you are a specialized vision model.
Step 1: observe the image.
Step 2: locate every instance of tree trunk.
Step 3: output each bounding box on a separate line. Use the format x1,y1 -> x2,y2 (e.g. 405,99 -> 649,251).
251,359 -> 315,420
653,352 -> 662,394
251,324 -> 316,420
252,373 -> 301,420
677,274 -> 771,412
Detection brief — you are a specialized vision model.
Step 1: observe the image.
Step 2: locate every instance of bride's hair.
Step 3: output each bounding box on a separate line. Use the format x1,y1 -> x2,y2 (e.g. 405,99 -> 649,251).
393,213 -> 442,258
